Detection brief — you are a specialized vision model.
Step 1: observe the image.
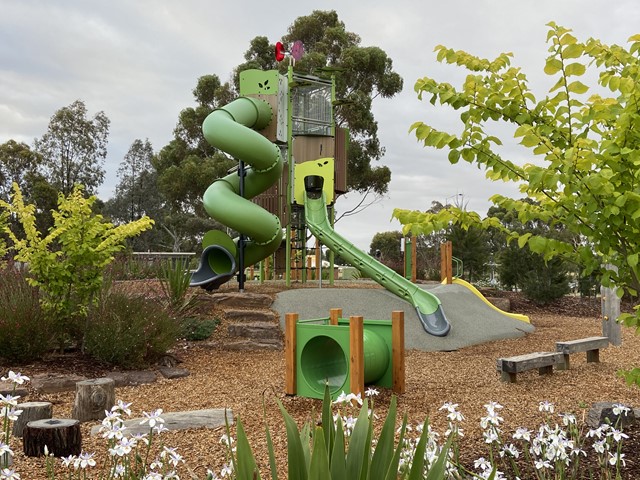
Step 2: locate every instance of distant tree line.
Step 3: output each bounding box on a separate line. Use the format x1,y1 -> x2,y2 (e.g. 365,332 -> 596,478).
367,199 -> 597,305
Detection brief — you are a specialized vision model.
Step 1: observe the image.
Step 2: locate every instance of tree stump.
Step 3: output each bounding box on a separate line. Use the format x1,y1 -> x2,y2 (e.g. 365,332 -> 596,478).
12,401 -> 53,438
23,418 -> 81,457
72,377 -> 115,422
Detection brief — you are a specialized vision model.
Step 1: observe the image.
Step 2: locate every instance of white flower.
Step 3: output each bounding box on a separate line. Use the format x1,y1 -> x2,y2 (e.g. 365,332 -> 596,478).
112,400 -> 132,416
612,403 -> 630,416
592,439 -> 607,454
0,443 -> 12,457
538,401 -> 554,413
501,443 -> 520,458
161,446 -> 184,467
141,409 -> 164,428
220,463 -> 233,477
74,452 -> 96,469
608,428 -> 629,442
0,395 -> 18,407
484,401 -> 503,411
0,468 -> 20,480
219,434 -> 234,446
365,387 -> 379,397
474,456 -> 491,471
1,372 -> 29,385
513,427 -> 531,442
483,429 -> 500,444
333,391 -> 349,405
60,455 -> 76,468
153,423 -> 169,435
609,452 -> 626,466
534,459 -> 551,470
559,413 -> 576,426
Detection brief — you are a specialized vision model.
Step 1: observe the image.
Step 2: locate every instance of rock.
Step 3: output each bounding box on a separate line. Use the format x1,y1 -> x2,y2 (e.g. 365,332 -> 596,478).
587,402 -> 636,428
225,309 -> 277,323
0,381 -> 28,398
228,323 -> 283,341
106,371 -> 157,387
90,408 -> 233,436
200,292 -> 273,309
224,339 -> 283,350
31,374 -> 87,394
157,367 -> 190,379
487,297 -> 511,312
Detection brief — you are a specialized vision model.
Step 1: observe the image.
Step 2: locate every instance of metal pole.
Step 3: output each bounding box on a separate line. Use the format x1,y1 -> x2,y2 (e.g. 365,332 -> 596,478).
238,159 -> 245,292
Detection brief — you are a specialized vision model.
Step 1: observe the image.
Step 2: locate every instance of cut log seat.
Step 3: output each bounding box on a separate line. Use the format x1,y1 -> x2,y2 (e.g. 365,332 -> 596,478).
555,336 -> 609,370
497,351 -> 565,383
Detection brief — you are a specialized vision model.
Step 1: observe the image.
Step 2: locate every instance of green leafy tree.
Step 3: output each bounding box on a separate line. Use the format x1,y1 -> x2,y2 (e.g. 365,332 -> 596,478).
0,140 -> 40,200
104,139 -> 165,250
236,10 -> 403,199
0,140 -> 58,233
488,202 -> 571,302
1,184 -> 153,349
154,75 -> 235,250
393,24 -> 640,382
34,100 -> 109,195
369,231 -> 404,274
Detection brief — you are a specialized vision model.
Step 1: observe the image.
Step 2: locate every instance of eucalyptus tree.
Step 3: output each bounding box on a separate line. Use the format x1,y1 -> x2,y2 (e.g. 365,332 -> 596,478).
34,100 -> 109,195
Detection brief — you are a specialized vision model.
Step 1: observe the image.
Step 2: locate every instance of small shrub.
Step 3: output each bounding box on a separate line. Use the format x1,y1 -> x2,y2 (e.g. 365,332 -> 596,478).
181,316 -> 219,341
158,258 -> 198,315
0,267 -> 52,362
85,290 -> 180,368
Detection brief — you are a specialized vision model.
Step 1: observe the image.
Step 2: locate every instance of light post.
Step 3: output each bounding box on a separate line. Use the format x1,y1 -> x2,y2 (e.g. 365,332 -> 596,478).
445,193 -> 463,206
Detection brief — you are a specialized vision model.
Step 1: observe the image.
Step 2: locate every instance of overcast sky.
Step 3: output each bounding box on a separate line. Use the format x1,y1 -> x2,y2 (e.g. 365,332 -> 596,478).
2,1 -> 640,250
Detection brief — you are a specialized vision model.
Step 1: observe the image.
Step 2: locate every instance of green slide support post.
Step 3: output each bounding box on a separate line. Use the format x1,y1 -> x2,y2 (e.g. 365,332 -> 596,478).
190,96 -> 283,290
303,175 -> 451,337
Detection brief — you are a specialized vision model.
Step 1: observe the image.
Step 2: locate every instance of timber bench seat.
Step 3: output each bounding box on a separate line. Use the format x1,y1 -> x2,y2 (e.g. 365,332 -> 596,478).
555,336 -> 609,370
497,351 -> 565,383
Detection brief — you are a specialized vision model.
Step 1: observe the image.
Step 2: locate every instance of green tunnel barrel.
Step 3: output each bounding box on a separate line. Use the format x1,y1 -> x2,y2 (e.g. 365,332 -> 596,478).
295,319 -> 393,400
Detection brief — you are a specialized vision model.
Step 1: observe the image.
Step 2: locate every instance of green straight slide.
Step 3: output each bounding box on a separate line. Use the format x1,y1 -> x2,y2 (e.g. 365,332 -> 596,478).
190,97 -> 283,290
304,176 -> 451,337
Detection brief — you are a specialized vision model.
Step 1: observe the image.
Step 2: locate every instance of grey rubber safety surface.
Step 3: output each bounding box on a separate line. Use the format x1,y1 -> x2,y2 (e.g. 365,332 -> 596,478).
273,283 -> 534,352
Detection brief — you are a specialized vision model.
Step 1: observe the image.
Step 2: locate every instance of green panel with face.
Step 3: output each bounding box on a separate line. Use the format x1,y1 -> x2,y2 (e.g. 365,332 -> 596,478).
239,69 -> 280,95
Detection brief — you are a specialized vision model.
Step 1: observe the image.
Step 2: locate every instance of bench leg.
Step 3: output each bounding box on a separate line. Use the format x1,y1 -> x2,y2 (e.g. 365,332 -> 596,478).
586,349 -> 600,363
501,371 -> 517,383
538,365 -> 553,375
557,354 -> 569,370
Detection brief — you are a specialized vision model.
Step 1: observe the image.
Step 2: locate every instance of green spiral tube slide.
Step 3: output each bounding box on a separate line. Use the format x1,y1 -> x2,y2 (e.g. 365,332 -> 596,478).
190,97 -> 283,290
304,175 -> 451,337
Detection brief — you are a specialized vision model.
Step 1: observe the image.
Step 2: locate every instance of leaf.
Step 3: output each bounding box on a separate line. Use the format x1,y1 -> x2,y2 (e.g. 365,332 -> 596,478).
562,43 -> 583,59
309,427 -> 331,480
262,398 -> 279,480
448,149 -> 460,164
567,80 -> 589,94
424,435 -> 454,480
370,396 -> 398,480
331,416 -> 347,479
544,58 -> 563,75
564,62 -> 586,76
345,399 -> 371,480
277,400 -> 308,480
628,253 -> 639,268
235,417 -> 261,480
517,233 -> 532,249
321,384 -> 335,461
